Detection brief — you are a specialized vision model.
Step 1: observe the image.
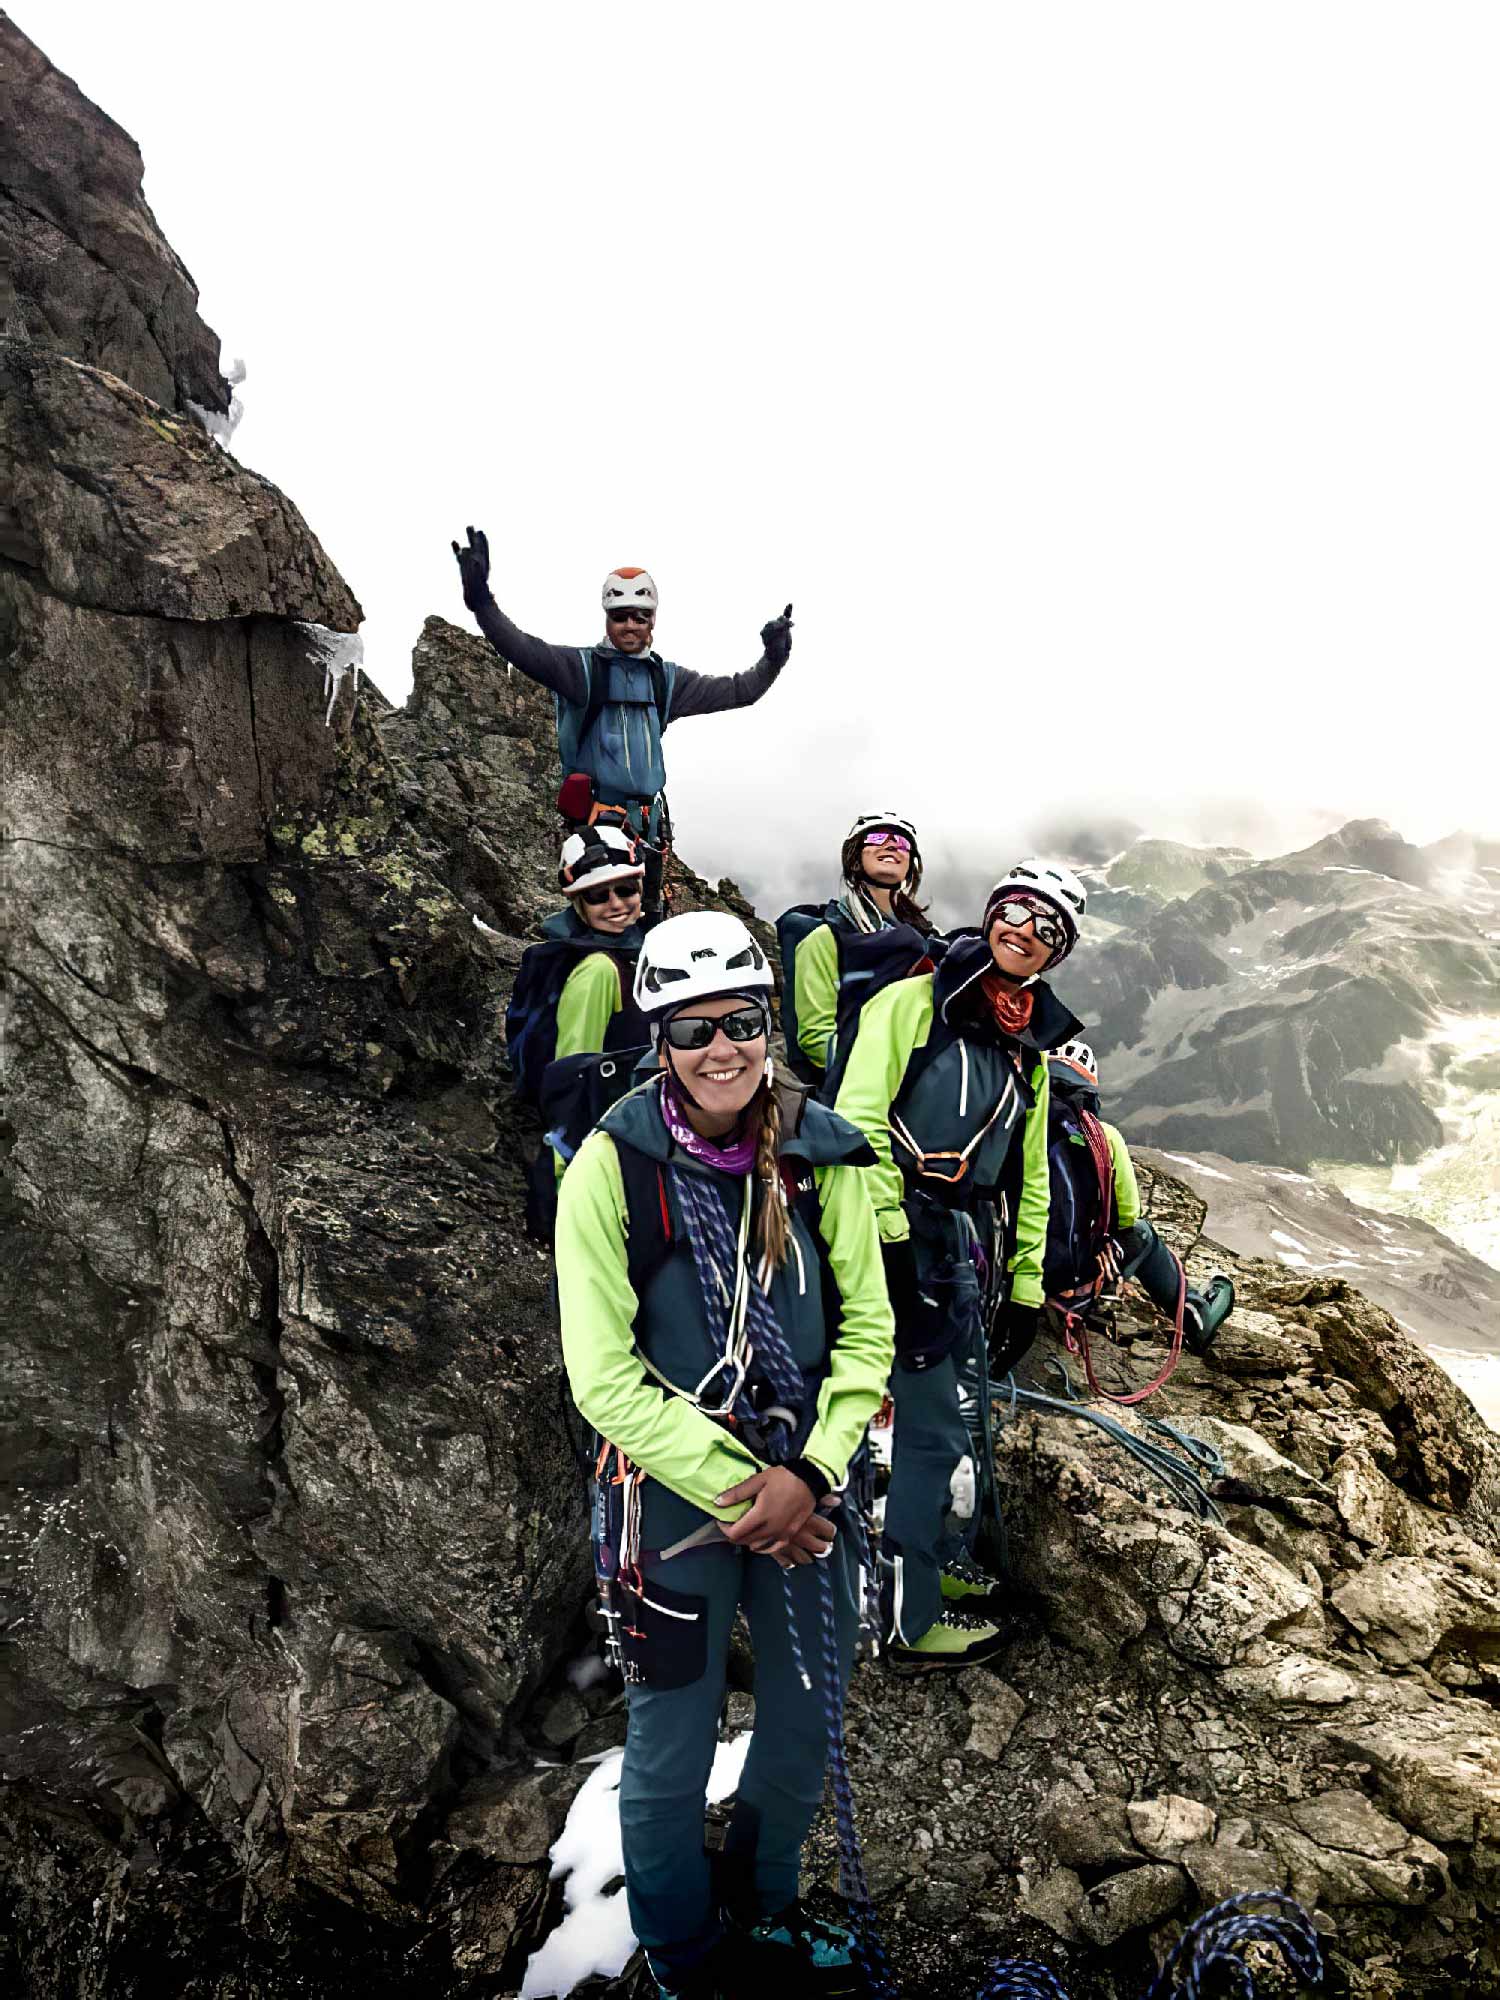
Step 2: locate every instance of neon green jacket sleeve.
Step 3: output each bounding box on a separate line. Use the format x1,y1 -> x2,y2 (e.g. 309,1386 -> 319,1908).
803,1163 -> 896,1486
1007,1057 -> 1052,1308
1104,1121 -> 1141,1229
555,952 -> 622,1061
555,1131 -> 762,1518
792,923 -> 839,1074
831,978 -> 935,1245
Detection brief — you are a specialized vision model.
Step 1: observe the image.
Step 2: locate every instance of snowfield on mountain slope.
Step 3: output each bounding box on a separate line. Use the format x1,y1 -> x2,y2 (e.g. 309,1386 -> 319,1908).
1135,1147 -> 1500,1430
1319,1012 -> 1500,1271
1054,820 -> 1500,1182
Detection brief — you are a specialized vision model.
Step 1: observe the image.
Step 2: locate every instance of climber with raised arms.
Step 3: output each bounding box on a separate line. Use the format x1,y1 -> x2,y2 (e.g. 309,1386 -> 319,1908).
451,531 -> 792,911
554,911 -> 892,2000
830,860 -> 1087,1672
777,812 -> 936,1084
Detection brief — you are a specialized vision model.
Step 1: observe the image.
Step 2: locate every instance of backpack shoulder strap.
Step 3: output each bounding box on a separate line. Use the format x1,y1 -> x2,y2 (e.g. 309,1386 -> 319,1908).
616,1139 -> 677,1300
651,656 -> 672,731
573,646 -> 609,755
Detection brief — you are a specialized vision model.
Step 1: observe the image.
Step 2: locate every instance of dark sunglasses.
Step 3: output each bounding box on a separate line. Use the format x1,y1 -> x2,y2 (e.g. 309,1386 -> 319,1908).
606,607 -> 654,625
991,898 -> 1066,951
662,1006 -> 767,1051
580,880 -> 641,907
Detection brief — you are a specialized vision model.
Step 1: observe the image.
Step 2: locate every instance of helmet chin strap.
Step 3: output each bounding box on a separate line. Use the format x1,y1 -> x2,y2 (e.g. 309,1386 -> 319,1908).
662,1041 -> 704,1113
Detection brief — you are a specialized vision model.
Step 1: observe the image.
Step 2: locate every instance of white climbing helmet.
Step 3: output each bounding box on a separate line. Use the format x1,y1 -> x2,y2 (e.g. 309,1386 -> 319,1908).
985,857 -> 1087,959
558,826 -> 645,897
1051,1039 -> 1098,1085
846,810 -> 920,853
601,566 -> 659,615
633,911 -> 773,1017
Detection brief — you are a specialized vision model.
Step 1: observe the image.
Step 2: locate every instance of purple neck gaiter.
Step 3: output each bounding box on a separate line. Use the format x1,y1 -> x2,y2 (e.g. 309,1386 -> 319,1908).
660,1074 -> 758,1174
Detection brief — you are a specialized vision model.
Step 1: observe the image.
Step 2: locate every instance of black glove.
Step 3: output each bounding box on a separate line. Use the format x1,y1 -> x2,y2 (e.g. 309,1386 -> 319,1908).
760,602 -> 793,672
451,525 -> 491,608
990,1298 -> 1041,1375
881,1239 -> 923,1327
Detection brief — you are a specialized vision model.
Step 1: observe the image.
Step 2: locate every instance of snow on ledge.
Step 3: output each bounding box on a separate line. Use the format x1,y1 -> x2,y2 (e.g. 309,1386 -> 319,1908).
522,1732 -> 753,1998
187,354 -> 247,449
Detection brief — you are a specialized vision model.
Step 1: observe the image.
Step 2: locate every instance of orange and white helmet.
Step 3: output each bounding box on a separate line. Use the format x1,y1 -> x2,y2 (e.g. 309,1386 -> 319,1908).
602,567 -> 658,615
1050,1040 -> 1098,1086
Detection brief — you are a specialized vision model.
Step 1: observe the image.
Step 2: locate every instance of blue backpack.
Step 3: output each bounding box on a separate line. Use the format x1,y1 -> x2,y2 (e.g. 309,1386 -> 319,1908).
523,1044 -> 653,1243
1042,1098 -> 1116,1305
818,922 -> 943,1102
505,935 -> 646,1108
773,902 -> 841,1083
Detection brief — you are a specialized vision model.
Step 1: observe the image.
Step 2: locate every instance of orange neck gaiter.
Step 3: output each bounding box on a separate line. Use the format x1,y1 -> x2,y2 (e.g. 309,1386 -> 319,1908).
978,970 -> 1035,1038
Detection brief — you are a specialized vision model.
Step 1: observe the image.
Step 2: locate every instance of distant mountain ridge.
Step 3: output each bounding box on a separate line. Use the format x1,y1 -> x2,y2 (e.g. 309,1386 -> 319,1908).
1051,818 -> 1500,1176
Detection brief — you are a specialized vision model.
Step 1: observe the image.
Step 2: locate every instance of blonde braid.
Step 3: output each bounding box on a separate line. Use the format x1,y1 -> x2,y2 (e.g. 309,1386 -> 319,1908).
753,1080 -> 791,1272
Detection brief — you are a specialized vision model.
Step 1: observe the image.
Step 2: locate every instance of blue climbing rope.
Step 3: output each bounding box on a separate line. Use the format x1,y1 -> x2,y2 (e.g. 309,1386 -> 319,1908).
1141,1890 -> 1324,1998
815,1555 -> 899,2000
976,1962 -> 1073,2000
992,1363 -> 1228,1526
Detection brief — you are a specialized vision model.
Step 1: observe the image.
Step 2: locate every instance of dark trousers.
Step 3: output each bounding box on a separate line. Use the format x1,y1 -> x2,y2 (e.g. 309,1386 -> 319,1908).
883,1345 -> 972,1644
611,1478 -> 860,1981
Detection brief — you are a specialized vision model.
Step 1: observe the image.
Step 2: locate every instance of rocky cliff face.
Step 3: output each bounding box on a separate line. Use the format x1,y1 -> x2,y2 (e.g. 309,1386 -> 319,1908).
5,23 -> 1500,2000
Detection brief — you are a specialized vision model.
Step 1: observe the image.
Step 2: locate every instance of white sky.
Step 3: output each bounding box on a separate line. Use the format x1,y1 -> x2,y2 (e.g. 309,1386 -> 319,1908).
25,2 -> 1500,911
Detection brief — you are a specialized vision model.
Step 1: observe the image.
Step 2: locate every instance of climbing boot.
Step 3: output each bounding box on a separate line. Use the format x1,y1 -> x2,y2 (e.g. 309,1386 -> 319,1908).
886,1605 -> 1004,1675
740,1902 -> 865,1995
1184,1274 -> 1235,1355
939,1551 -> 1003,1603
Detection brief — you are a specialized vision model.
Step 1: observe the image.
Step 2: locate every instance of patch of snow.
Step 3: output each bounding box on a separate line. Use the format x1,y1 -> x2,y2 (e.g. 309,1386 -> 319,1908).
297,623 -> 365,724
473,914 -> 503,937
949,1455 -> 975,1521
1162,1153 -> 1235,1183
187,354 -> 246,448
1270,1229 -> 1310,1254
522,1734 -> 753,1998
1276,1251 -> 1309,1268
1269,1170 -> 1314,1184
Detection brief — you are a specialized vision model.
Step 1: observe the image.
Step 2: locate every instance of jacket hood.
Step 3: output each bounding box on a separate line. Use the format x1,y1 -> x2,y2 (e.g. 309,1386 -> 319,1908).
601,1068 -> 875,1170
934,932 -> 1084,1052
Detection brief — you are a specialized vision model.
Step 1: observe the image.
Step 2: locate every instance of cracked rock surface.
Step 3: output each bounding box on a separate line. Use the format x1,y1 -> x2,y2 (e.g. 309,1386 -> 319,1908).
5,20 -> 1500,2000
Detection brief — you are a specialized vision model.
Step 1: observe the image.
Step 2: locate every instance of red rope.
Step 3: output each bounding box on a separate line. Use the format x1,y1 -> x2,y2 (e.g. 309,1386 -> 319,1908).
1061,1253 -> 1186,1406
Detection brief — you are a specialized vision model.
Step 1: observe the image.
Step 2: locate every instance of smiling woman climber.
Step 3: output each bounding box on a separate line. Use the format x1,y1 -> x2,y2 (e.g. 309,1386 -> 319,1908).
554,911 -> 893,2000
777,812 -> 936,1083
832,859 -> 1087,1672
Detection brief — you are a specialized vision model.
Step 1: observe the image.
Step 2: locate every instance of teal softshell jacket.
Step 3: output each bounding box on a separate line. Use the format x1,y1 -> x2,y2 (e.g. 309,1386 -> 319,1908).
832,973 -> 1055,1308
555,1081 -> 895,1521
